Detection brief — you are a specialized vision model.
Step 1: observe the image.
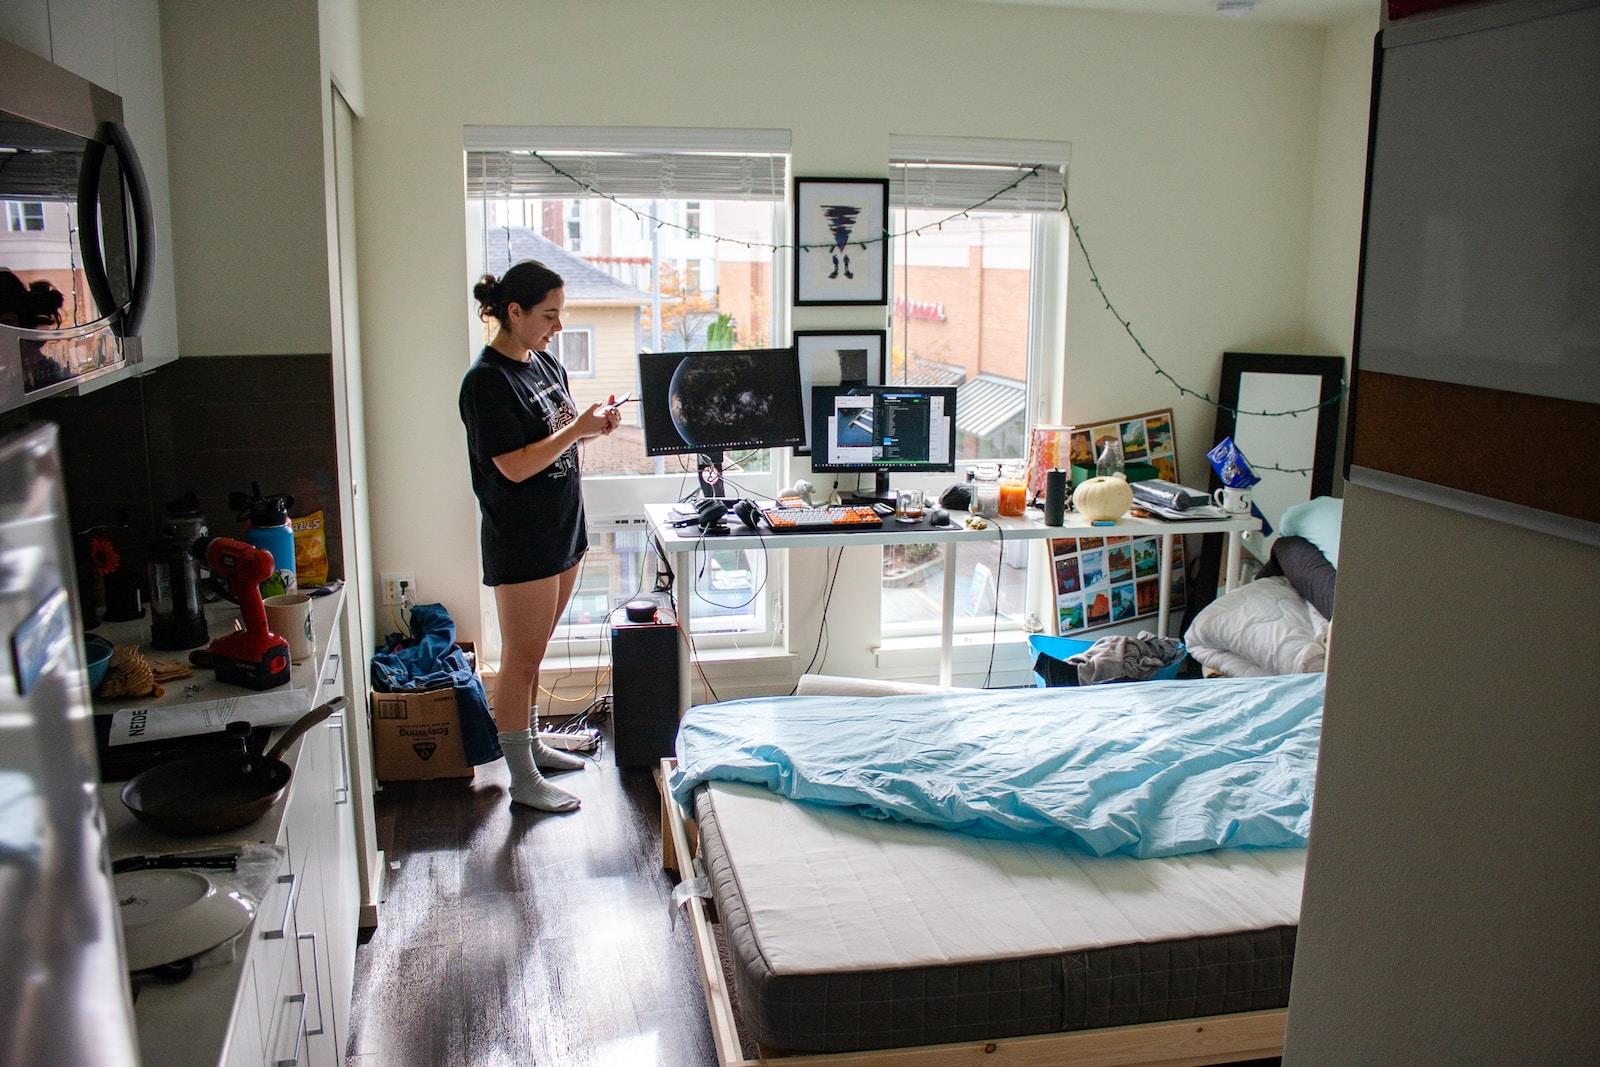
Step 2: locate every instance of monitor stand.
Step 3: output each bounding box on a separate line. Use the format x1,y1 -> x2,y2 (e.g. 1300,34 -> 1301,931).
696,451 -> 725,500
844,470 -> 896,507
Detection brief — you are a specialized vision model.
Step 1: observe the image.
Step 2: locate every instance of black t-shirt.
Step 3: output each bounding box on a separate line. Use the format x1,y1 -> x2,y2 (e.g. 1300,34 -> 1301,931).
458,346 -> 588,585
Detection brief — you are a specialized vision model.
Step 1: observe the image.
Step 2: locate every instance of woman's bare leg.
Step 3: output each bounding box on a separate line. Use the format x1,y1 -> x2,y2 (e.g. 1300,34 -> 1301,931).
492,564 -> 583,810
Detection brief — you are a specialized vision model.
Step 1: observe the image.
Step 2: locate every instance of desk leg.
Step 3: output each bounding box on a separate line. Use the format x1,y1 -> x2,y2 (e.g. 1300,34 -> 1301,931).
675,556 -> 692,713
1224,531 -> 1243,594
939,542 -> 958,688
1156,533 -> 1174,638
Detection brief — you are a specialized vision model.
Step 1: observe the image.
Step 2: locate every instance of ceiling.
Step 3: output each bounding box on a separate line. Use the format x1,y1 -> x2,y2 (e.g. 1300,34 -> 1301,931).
952,0 -> 1377,26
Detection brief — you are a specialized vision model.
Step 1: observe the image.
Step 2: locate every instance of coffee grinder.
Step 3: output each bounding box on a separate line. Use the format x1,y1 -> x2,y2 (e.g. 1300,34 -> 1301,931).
148,494 -> 210,650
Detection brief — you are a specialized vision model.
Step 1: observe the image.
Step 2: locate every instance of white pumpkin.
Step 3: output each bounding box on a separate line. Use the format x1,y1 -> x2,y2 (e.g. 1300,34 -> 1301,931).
1073,475 -> 1132,521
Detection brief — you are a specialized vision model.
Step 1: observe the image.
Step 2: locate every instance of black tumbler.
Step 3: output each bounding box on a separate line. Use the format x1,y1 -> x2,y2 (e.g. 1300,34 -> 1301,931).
1044,469 -> 1067,526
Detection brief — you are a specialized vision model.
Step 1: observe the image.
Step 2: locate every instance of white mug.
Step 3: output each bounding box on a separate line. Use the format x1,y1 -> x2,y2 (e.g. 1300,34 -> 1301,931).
1213,487 -> 1253,514
264,592 -> 314,662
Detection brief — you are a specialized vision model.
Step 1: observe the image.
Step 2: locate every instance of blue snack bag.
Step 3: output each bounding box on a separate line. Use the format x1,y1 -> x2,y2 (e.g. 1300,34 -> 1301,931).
1207,437 -> 1261,488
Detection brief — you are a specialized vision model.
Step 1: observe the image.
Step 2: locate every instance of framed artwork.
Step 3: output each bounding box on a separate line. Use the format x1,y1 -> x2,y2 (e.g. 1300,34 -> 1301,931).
793,330 -> 887,454
1054,407 -> 1186,637
794,177 -> 889,306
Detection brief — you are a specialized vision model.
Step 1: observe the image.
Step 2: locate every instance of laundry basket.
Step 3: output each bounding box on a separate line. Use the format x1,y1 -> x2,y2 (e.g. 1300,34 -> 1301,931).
1028,633 -> 1185,687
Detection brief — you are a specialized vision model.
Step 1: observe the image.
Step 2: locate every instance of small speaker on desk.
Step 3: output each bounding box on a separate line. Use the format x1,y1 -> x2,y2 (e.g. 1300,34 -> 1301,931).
610,602 -> 681,769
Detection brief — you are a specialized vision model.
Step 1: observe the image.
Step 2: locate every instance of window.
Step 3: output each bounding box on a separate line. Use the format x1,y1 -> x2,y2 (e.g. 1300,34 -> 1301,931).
466,127 -> 790,655
554,328 -> 594,376
880,138 -> 1067,636
4,201 -> 45,232
565,200 -> 582,249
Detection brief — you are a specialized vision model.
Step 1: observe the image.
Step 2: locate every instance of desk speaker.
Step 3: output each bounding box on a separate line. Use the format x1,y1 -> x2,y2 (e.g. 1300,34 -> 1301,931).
610,608 -> 681,768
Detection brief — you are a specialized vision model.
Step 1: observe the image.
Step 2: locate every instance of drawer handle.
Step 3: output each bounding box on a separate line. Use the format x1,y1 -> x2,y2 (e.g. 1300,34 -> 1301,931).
262,872 -> 299,940
272,993 -> 308,1066
297,931 -> 326,1037
322,651 -> 341,687
329,714 -> 350,805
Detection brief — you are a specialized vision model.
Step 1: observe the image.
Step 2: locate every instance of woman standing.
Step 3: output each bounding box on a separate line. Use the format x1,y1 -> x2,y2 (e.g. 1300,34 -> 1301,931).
460,260 -> 620,812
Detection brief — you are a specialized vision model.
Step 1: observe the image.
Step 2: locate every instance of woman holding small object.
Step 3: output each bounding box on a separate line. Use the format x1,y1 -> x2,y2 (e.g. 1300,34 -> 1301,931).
459,260 -> 622,812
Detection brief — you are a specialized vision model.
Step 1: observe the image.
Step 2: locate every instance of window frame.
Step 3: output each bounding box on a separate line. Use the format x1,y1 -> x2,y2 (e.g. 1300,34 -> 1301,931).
879,164 -> 1067,641
555,327 -> 595,377
5,201 -> 45,232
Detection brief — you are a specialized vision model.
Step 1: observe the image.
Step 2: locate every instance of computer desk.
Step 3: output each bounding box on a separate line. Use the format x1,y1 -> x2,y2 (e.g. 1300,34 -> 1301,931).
643,503 -> 1261,711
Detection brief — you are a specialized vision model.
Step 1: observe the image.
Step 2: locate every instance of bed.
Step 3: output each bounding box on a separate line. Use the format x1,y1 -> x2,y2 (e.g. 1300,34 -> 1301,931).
662,673 -> 1322,1065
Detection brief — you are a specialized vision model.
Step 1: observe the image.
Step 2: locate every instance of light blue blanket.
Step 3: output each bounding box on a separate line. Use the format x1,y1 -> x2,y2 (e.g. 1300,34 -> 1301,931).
670,673 -> 1324,858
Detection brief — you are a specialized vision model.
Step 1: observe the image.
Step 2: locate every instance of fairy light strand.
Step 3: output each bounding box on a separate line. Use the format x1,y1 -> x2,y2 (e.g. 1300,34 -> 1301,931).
494,155 -> 1349,476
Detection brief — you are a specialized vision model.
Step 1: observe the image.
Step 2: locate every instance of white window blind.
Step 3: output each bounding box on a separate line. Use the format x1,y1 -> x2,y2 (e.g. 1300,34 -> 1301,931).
465,126 -> 790,202
888,135 -> 1068,213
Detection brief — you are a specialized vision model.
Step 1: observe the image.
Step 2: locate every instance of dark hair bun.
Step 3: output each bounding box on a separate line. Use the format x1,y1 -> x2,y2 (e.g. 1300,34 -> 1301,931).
472,273 -> 501,310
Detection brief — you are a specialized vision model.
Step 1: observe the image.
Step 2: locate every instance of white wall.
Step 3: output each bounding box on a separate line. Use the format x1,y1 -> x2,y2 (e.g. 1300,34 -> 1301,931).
354,0 -> 1338,682
1283,485 -> 1600,1062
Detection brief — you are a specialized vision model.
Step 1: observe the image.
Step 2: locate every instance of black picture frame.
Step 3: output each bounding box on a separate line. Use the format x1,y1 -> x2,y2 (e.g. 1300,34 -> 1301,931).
792,330 -> 887,454
793,177 -> 889,306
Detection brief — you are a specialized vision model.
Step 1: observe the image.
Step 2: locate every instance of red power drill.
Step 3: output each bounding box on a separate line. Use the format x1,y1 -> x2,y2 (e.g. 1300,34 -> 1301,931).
198,536 -> 291,690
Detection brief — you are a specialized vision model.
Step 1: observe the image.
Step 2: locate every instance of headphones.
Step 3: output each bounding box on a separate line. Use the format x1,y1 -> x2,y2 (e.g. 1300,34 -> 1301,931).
671,497 -> 762,534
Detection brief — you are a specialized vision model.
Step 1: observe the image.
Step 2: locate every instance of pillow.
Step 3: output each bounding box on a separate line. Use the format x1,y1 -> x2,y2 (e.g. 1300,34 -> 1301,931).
1185,577 -> 1329,676
1262,535 -> 1337,619
1278,496 -> 1343,568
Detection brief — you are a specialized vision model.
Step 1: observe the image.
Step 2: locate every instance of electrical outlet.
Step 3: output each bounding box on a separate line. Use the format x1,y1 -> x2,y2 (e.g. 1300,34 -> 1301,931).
381,572 -> 415,606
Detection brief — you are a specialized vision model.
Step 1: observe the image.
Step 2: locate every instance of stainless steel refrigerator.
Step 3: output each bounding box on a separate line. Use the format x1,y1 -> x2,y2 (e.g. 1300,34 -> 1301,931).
0,423 -> 139,1064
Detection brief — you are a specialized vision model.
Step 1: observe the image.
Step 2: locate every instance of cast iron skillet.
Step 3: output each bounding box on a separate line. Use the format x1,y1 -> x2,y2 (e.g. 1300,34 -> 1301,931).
121,697 -> 345,836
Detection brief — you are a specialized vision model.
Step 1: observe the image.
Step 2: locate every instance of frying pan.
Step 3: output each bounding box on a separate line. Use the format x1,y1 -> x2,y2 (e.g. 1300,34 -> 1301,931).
121,697 -> 345,836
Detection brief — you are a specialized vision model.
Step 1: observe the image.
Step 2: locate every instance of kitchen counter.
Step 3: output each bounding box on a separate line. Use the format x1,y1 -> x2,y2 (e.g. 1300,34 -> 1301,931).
95,586 -> 349,1067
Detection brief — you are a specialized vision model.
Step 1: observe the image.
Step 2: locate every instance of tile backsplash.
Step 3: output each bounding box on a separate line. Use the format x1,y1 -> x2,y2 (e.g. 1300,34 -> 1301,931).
1,353 -> 344,588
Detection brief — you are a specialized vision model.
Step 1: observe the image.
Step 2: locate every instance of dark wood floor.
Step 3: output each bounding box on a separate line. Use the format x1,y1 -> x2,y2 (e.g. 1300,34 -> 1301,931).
345,733 -> 717,1066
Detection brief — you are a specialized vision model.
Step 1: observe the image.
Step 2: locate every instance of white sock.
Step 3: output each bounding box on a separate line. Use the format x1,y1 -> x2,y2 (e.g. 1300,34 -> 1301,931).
533,732 -> 586,771
529,705 -> 585,771
498,729 -> 579,812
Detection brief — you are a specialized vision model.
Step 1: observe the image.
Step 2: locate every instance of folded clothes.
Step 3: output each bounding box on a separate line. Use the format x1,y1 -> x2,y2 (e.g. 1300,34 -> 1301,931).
1067,630 -> 1184,684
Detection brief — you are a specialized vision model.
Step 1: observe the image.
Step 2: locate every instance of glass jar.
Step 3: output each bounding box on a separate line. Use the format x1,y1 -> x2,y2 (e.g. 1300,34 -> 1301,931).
972,465 -> 1001,518
998,463 -> 1028,517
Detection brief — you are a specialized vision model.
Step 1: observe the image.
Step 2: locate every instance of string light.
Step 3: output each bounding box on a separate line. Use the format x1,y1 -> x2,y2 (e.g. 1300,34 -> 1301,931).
502,155 -> 1345,476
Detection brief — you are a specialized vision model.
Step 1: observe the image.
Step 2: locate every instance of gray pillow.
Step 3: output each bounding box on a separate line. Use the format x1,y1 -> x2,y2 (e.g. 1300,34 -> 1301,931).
1260,535 -> 1336,619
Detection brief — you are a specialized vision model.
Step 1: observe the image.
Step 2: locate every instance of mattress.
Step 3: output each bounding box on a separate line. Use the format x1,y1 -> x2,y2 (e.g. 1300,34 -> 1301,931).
696,781 -> 1302,1054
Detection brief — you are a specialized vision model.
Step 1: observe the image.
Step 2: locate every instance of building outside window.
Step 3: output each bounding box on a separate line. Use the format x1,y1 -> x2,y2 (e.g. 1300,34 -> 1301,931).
4,200 -> 45,232
879,140 -> 1067,636
466,129 -> 790,653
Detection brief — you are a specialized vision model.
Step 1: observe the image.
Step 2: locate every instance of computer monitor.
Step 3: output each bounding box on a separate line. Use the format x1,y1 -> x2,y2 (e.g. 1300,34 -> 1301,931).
811,385 -> 958,502
638,347 -> 806,496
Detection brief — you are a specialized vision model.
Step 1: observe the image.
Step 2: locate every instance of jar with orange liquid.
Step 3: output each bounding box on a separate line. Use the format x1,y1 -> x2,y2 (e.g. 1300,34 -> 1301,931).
998,463 -> 1028,517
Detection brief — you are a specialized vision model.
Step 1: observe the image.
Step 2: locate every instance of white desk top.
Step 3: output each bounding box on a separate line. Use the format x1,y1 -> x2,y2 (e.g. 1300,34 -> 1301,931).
644,501 -> 1259,553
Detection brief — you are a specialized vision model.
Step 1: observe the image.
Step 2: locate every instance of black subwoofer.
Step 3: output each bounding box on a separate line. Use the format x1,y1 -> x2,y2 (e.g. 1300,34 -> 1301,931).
610,608 -> 681,768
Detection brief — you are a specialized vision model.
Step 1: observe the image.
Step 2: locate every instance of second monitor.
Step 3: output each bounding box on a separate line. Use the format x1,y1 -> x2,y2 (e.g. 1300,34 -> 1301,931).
811,385 -> 957,503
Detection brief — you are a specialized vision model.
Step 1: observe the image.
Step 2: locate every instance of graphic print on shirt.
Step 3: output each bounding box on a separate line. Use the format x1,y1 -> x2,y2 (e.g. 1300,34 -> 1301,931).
530,378 -> 579,481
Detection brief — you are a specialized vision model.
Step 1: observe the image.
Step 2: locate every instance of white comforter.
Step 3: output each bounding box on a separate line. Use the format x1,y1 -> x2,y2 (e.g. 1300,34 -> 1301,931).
1186,575 -> 1329,676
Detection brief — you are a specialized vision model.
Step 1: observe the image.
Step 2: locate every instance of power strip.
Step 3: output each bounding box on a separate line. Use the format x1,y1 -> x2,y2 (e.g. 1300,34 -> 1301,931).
538,727 -> 600,753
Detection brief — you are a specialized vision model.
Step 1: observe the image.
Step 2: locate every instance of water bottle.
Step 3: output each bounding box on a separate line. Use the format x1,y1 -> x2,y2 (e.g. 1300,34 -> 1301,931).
230,483 -> 297,594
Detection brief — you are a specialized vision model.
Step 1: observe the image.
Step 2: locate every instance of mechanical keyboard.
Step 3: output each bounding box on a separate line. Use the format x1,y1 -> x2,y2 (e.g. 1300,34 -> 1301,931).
761,505 -> 884,532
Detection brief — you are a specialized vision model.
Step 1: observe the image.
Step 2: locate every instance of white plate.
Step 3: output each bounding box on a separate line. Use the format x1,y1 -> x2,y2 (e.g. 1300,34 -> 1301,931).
115,868 -> 256,971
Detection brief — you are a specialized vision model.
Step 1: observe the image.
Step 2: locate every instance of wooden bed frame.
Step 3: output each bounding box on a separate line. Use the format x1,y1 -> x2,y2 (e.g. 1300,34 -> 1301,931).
658,759 -> 1287,1066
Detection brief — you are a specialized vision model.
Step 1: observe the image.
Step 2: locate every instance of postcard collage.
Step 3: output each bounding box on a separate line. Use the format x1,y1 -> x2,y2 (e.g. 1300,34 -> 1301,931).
1054,409 -> 1186,636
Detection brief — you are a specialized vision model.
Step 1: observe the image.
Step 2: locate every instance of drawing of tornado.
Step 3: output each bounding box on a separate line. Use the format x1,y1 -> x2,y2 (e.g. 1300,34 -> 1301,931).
821,204 -> 859,279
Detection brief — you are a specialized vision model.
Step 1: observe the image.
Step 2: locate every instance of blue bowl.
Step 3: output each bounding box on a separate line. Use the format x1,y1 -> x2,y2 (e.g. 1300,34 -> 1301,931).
84,634 -> 114,691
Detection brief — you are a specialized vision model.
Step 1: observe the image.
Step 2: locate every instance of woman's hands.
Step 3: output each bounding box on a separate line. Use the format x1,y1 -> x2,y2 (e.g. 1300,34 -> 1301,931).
574,399 -> 622,440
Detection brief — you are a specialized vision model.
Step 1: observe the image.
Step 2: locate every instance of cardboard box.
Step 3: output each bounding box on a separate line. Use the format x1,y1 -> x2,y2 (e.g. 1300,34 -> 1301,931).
370,642 -> 477,782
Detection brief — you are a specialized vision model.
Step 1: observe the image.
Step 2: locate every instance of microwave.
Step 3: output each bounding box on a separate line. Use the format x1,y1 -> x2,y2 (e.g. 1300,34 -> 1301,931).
0,37 -> 153,413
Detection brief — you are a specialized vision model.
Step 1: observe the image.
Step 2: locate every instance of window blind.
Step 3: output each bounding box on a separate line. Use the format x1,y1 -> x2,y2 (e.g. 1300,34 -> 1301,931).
464,126 -> 790,202
888,135 -> 1068,214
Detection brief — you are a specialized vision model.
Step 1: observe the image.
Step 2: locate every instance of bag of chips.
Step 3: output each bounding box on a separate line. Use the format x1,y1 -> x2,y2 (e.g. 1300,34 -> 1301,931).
292,510 -> 330,587
1207,437 -> 1261,489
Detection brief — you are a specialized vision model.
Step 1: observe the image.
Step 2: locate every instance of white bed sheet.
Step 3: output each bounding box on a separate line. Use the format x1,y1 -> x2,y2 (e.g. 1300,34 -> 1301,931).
706,780 -> 1304,977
